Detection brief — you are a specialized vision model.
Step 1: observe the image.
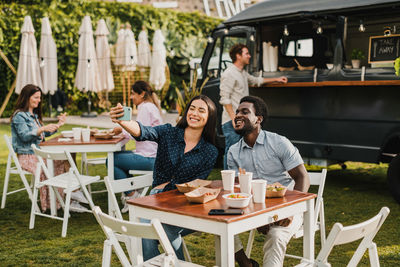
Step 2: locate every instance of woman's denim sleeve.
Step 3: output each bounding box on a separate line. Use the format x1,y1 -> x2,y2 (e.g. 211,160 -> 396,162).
12,114 -> 40,142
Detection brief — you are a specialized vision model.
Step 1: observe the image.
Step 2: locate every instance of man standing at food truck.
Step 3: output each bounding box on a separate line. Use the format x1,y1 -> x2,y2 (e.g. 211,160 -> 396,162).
227,96 -> 309,267
219,43 -> 287,169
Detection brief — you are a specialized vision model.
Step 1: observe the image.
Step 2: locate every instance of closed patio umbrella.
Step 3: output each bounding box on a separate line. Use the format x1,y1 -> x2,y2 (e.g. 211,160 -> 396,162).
149,29 -> 167,91
114,25 -> 125,67
138,29 -> 151,67
15,16 -> 43,94
39,17 -> 57,95
121,23 -> 138,106
122,23 -> 138,72
95,19 -> 114,91
95,19 -> 114,109
75,15 -> 101,117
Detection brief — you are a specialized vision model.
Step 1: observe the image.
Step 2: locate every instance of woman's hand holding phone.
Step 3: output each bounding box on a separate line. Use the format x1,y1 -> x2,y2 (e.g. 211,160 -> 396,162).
110,104 -> 132,122
110,103 -> 125,123
110,103 -> 141,137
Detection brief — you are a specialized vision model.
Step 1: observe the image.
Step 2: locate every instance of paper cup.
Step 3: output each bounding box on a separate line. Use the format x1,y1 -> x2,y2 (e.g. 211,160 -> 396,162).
82,128 -> 90,142
252,180 -> 266,203
239,172 -> 253,194
221,170 -> 235,191
72,128 -> 82,141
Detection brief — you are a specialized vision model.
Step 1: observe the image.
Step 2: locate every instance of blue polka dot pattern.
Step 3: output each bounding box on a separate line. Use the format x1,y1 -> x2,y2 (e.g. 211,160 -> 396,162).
135,123 -> 218,191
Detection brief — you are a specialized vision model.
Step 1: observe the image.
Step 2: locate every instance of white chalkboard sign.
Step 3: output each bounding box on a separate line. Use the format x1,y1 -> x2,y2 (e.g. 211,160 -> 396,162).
368,34 -> 400,63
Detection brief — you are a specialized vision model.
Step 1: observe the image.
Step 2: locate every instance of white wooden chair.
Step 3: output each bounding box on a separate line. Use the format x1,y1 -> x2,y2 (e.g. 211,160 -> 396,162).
245,169 -> 328,258
104,172 -> 153,220
104,172 -> 192,263
1,135 -> 34,209
93,206 -> 203,267
29,145 -> 100,237
296,207 -> 390,267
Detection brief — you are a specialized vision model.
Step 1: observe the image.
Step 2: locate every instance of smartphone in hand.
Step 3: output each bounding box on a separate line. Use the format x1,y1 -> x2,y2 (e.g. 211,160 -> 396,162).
119,106 -> 132,121
208,209 -> 244,215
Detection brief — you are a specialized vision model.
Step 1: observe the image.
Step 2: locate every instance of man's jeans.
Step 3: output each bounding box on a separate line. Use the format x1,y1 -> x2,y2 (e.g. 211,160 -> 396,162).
222,121 -> 241,169
142,188 -> 194,261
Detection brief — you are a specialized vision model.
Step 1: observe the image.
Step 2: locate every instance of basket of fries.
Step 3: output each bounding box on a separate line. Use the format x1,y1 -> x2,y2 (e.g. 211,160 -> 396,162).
176,179 -> 212,193
266,182 -> 287,198
184,188 -> 221,203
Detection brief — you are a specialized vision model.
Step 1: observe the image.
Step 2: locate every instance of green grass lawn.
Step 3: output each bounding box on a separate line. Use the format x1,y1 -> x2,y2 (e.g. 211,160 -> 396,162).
0,123 -> 399,266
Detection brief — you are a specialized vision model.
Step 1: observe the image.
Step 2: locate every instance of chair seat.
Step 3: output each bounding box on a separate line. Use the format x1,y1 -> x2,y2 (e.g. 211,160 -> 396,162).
139,254 -> 203,267
38,172 -> 100,189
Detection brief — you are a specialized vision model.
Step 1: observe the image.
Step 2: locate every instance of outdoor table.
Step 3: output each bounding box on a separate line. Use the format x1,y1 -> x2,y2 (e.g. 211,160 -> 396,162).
40,135 -> 128,215
128,180 -> 316,266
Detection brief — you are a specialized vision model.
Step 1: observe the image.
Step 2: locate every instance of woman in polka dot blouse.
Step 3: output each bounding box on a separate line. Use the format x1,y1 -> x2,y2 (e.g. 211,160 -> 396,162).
110,94 -> 218,260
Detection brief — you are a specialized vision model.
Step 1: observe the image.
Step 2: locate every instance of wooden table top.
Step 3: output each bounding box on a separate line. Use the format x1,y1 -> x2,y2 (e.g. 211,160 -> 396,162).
128,180 -> 316,223
40,135 -> 126,146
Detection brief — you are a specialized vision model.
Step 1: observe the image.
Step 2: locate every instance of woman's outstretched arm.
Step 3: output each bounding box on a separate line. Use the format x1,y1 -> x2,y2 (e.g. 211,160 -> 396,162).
110,103 -> 141,137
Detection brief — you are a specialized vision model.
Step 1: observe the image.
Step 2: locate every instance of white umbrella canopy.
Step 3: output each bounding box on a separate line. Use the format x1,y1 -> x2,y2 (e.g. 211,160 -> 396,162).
75,16 -> 101,93
137,29 -> 151,67
149,29 -> 167,91
121,23 -> 138,72
114,26 -> 125,67
39,17 -> 57,95
95,19 -> 114,92
15,16 -> 43,94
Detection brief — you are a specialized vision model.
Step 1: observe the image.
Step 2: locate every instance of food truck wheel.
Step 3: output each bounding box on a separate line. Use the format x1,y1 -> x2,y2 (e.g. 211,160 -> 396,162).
387,154 -> 400,204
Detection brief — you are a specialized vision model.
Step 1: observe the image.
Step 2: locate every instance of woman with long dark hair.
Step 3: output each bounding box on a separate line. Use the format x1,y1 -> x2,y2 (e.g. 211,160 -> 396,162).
109,94 -> 218,260
113,81 -> 163,212
10,84 -> 74,211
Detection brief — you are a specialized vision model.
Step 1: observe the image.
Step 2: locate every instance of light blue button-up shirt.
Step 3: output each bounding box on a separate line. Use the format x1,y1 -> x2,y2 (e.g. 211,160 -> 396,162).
227,130 -> 303,187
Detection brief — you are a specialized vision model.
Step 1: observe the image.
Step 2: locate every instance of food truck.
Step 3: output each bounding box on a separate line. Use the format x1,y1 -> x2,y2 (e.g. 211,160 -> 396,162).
198,0 -> 400,203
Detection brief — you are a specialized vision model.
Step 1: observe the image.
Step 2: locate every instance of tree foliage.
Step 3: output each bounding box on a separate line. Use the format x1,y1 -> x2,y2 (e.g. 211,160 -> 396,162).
0,1 -> 221,116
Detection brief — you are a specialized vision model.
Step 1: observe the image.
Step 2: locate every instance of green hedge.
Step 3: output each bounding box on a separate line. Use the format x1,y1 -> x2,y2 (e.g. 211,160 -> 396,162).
0,0 -> 221,116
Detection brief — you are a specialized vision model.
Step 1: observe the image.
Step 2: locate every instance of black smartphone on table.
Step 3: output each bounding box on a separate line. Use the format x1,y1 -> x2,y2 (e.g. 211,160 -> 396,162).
208,209 -> 244,215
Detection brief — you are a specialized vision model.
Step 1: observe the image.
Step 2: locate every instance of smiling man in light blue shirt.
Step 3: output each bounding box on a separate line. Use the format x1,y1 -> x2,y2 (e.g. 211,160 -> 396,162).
228,96 -> 310,267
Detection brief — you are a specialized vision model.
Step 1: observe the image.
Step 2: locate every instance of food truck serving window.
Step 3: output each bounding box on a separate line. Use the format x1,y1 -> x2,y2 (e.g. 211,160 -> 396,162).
281,38 -> 314,57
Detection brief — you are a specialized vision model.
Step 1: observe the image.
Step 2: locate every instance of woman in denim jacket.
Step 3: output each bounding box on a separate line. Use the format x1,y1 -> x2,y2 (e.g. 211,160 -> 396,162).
10,84 -> 69,211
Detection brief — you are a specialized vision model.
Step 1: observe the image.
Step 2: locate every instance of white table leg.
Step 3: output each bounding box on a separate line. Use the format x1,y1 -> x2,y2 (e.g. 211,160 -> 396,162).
220,230 -> 235,267
214,235 -> 221,266
47,159 -> 57,216
107,152 -> 114,214
303,198 -> 315,262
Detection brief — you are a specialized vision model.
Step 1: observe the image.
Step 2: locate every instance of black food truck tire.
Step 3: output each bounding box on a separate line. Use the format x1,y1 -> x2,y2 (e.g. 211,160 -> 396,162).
387,154 -> 400,204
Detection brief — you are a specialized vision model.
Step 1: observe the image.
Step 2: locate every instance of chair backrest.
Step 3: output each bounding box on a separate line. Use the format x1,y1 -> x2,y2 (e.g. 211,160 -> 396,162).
4,134 -> 15,157
104,174 -> 153,219
316,207 -> 390,266
93,206 -> 177,267
31,144 -> 96,208
4,134 -> 25,172
31,144 -> 69,180
308,169 -> 327,225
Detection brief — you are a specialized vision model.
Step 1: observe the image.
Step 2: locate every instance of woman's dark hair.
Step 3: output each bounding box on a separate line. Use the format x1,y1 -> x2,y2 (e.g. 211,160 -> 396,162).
176,95 -> 217,145
240,95 -> 268,127
131,80 -> 161,112
10,84 -> 43,122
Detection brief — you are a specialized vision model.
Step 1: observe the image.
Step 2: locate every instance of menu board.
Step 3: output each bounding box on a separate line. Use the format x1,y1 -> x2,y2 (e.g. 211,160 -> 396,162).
368,34 -> 400,63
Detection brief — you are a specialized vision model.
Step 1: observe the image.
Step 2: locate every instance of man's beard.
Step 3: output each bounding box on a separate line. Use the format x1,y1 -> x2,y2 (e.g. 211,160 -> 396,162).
234,119 -> 256,136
